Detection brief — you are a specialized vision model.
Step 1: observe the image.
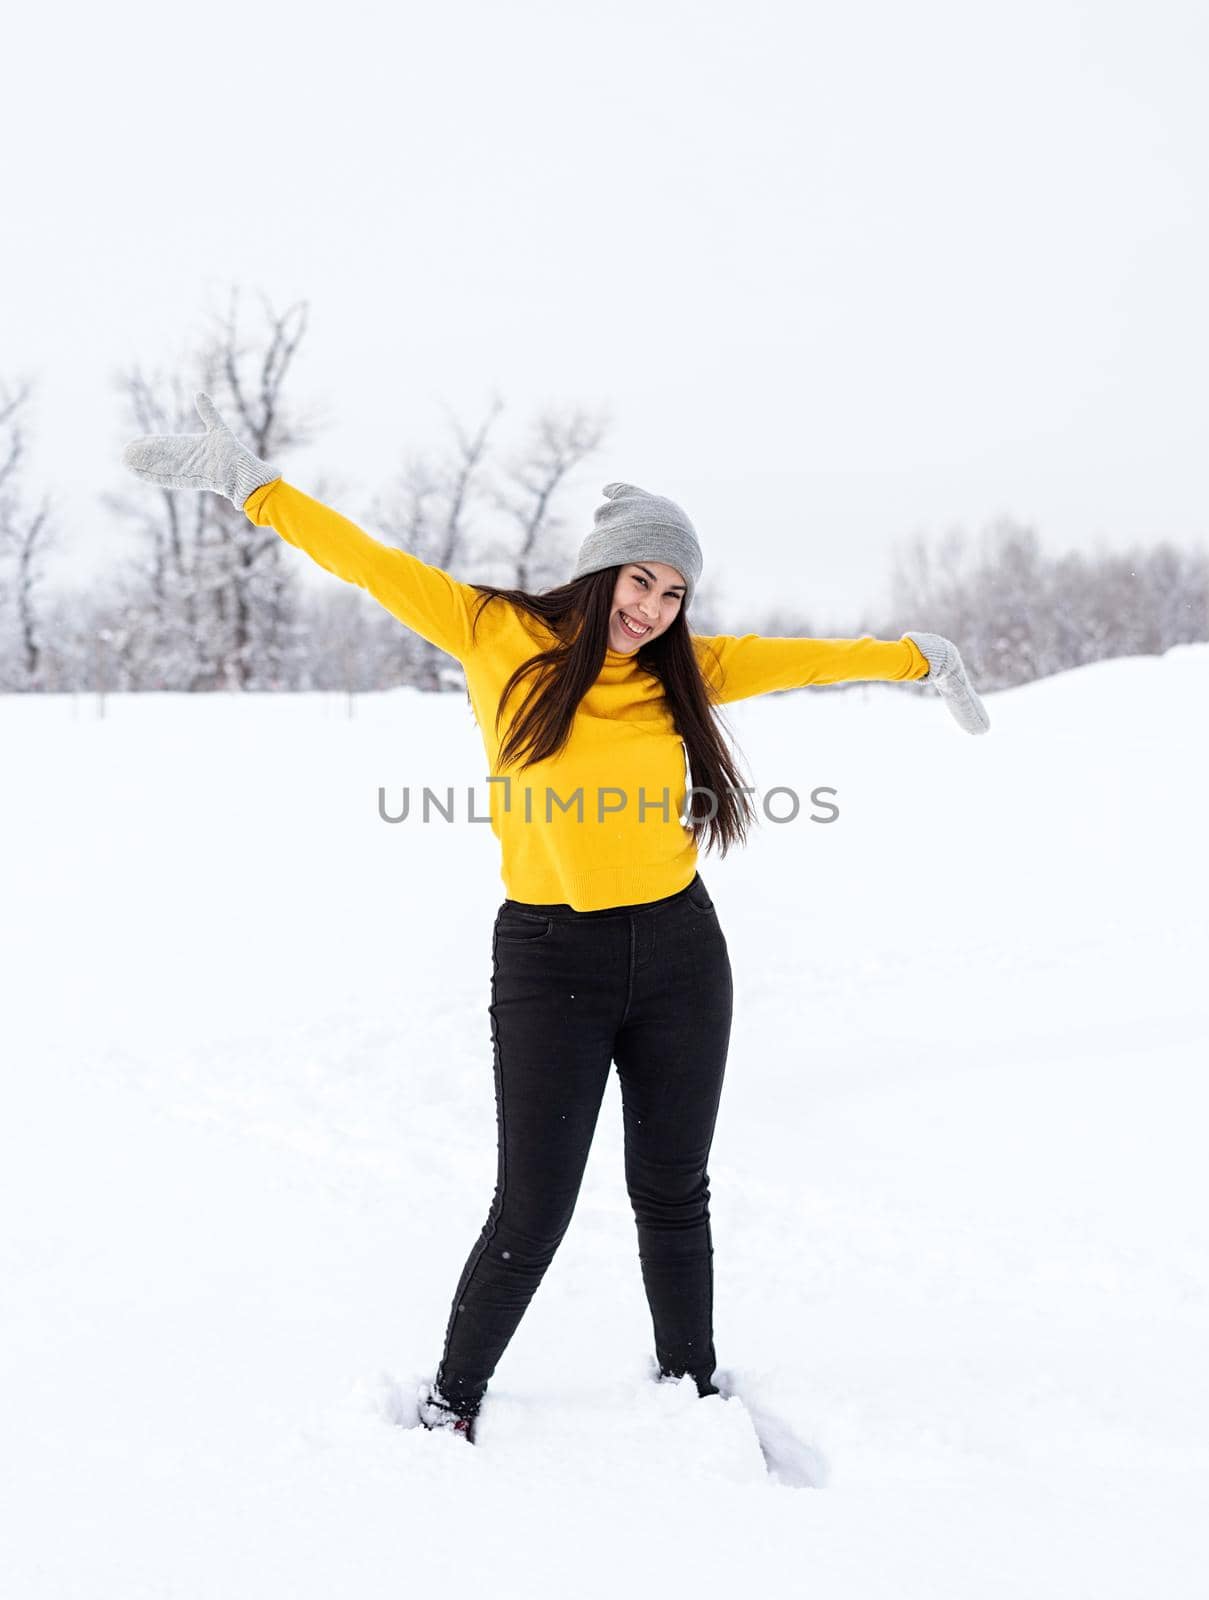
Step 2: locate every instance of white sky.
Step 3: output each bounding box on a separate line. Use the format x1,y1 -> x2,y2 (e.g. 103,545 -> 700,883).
4,0 -> 1207,630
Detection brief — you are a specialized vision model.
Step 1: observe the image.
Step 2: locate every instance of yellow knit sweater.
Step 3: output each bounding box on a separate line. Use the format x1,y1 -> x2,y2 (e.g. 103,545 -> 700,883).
245,479 -> 930,910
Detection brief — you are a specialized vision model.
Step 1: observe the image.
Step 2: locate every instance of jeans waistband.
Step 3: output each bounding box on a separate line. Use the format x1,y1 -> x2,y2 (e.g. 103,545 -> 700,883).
502,873 -> 701,922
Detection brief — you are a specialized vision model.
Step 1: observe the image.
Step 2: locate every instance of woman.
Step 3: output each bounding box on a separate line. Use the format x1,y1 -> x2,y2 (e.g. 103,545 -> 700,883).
123,393 -> 989,1445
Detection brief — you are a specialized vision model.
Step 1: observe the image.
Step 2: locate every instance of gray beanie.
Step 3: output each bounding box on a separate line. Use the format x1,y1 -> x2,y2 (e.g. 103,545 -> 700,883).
570,481 -> 703,607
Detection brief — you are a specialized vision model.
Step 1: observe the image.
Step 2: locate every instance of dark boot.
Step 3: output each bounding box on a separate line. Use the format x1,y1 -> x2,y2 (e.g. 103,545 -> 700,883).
417,1380 -> 478,1443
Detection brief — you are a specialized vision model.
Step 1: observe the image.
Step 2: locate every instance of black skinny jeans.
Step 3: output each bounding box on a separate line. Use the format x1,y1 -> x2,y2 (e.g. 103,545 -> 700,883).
434,872 -> 734,1419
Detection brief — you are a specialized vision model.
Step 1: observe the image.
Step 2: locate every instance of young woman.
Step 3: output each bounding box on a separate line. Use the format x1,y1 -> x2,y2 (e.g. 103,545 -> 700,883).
124,393 -> 989,1444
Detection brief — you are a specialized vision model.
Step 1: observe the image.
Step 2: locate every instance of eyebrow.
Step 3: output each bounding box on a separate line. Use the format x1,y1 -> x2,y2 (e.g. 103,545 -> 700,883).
633,564 -> 686,594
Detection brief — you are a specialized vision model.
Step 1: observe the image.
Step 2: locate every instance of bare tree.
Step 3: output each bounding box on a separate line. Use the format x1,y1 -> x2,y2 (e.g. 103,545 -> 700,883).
101,368 -> 220,689
491,404 -> 611,592
365,394 -> 611,689
8,501 -> 54,688
210,286 -> 318,689
889,516 -> 1209,690
0,379 -> 57,691
105,286 -> 316,691
367,394 -> 508,690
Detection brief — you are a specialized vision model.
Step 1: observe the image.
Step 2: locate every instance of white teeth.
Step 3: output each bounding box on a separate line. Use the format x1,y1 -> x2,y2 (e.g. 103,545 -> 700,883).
620,613 -> 650,637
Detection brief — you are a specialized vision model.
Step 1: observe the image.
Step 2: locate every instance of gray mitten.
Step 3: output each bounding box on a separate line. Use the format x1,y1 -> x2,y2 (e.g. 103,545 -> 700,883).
122,391 -> 281,510
903,631 -> 991,735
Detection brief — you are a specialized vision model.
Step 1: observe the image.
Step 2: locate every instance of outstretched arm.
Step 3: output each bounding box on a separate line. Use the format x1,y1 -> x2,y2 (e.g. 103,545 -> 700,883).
243,479 -> 477,663
692,632 -> 931,702
123,392 -> 479,664
693,629 -> 990,733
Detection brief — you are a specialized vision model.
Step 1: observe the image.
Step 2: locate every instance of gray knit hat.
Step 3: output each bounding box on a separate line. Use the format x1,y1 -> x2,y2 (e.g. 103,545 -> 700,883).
570,481 -> 703,607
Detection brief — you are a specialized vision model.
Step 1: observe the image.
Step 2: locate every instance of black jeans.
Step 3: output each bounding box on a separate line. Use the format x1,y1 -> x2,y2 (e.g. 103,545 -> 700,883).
434,872 -> 734,1419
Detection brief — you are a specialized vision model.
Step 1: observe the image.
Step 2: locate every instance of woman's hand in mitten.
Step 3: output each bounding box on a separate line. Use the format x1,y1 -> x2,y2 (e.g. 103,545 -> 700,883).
902,631 -> 991,735
121,391 -> 281,510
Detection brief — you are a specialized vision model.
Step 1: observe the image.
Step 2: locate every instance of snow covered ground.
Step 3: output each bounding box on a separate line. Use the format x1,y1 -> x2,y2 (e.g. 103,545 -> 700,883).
2,645 -> 1206,1598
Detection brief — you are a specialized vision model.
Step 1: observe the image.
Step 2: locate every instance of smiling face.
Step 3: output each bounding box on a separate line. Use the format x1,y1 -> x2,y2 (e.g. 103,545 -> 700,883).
607,561 -> 687,653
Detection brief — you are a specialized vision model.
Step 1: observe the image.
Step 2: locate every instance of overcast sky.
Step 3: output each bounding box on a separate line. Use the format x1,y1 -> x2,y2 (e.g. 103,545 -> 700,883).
4,0 -> 1207,630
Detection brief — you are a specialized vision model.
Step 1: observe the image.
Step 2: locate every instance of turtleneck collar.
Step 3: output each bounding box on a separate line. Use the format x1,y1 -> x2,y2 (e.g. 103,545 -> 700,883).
602,646 -> 642,668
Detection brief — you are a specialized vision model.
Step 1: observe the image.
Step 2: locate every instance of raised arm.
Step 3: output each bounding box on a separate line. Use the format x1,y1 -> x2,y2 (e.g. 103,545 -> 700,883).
123,392 -> 479,663
243,480 -> 477,663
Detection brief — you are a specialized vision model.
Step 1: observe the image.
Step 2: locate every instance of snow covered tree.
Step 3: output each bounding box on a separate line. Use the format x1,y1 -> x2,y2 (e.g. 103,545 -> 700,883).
889,518 -> 1209,690
364,393 -> 611,691
0,379 -> 57,692
103,287 -> 316,691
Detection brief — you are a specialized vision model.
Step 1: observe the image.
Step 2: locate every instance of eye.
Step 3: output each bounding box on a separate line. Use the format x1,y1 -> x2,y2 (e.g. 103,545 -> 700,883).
633,574 -> 649,588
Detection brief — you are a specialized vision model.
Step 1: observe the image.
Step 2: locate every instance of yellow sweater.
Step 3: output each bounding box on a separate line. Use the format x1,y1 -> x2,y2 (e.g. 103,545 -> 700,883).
245,479 -> 930,911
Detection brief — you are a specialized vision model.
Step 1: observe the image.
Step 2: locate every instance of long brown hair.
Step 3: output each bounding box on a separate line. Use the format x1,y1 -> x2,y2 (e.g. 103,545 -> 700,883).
466,569 -> 757,856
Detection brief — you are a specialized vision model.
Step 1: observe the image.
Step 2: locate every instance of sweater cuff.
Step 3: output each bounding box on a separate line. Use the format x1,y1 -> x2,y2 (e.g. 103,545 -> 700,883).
901,634 -> 932,681
243,477 -> 283,522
